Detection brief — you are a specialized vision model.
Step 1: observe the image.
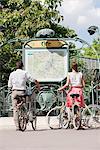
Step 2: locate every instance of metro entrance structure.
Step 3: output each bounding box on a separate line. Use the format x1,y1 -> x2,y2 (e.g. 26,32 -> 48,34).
0,29 -> 99,117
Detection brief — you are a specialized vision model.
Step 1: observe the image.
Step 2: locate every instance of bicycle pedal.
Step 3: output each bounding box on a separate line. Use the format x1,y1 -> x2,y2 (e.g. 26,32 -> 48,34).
26,119 -> 28,123
33,116 -> 36,119
63,115 -> 68,119
63,112 -> 68,117
69,124 -> 74,129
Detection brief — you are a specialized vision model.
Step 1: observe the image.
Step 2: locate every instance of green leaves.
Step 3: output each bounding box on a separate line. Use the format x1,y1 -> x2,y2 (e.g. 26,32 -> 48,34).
0,0 -> 77,86
82,39 -> 100,59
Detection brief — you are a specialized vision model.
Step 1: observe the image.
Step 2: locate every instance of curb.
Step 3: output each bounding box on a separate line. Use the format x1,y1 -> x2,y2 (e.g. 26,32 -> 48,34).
0,117 -> 49,130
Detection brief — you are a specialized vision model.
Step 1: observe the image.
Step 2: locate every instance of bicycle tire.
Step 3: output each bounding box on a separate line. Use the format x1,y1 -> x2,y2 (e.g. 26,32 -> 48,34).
72,105 -> 81,130
82,104 -> 100,124
46,106 -> 62,129
60,107 -> 70,129
18,106 -> 27,131
30,116 -> 37,130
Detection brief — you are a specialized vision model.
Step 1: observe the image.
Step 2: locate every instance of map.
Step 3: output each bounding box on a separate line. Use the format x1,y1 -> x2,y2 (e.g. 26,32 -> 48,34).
25,48 -> 68,82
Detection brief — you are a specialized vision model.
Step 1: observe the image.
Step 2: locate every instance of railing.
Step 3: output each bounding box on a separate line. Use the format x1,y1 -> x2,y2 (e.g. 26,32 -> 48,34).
0,83 -> 61,117
90,83 -> 100,105
80,57 -> 99,70
0,85 -> 10,116
0,83 -> 99,117
0,83 -> 33,117
83,83 -> 100,105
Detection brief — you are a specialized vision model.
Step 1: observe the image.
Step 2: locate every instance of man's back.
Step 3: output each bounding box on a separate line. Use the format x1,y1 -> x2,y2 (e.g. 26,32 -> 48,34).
8,69 -> 28,90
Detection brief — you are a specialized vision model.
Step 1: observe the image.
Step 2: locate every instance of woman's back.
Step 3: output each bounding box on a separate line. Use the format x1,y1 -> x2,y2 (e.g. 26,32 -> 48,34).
68,71 -> 83,86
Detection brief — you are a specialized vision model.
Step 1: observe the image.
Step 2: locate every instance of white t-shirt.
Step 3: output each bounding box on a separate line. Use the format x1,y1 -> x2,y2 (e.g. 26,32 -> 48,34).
8,69 -> 35,90
68,72 -> 83,86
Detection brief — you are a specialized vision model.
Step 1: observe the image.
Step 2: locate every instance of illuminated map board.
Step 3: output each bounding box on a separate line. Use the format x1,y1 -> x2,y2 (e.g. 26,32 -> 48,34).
24,40 -> 69,82
24,48 -> 68,82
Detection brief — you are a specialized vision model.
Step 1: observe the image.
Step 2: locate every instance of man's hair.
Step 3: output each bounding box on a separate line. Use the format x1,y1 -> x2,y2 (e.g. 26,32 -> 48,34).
71,61 -> 78,72
16,60 -> 23,69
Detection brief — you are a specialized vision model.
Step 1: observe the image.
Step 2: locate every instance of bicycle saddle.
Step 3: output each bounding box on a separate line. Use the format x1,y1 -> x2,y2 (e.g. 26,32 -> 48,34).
15,94 -> 26,99
70,93 -> 79,98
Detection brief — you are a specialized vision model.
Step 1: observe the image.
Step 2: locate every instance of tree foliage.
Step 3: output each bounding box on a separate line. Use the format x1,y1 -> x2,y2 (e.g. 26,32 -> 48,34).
0,0 -> 77,86
82,39 -> 100,59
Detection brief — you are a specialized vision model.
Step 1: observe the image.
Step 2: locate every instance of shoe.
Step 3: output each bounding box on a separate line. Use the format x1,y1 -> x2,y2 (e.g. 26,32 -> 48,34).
16,128 -> 21,131
79,125 -> 85,130
63,112 -> 68,119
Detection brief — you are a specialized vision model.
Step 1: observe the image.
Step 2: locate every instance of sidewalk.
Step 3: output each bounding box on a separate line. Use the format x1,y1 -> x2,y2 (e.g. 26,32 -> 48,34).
0,117 -> 100,130
0,117 -> 50,130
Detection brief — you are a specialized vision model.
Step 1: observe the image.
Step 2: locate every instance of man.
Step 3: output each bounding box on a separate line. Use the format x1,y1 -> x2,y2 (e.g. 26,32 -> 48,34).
8,60 -> 40,131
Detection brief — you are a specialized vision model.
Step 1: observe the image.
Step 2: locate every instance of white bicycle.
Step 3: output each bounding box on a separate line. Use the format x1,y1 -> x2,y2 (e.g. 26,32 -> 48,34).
46,90 -> 100,130
46,90 -> 82,130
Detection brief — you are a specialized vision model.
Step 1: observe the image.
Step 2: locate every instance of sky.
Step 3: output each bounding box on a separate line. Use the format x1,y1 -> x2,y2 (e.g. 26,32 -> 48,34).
59,0 -> 100,43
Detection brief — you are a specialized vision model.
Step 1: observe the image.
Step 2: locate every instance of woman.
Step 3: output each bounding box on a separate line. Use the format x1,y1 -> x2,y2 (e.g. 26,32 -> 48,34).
58,61 -> 85,108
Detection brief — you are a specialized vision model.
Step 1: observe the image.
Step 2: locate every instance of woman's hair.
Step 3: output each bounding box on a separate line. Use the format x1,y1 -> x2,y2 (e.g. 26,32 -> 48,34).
71,61 -> 78,72
16,60 -> 23,69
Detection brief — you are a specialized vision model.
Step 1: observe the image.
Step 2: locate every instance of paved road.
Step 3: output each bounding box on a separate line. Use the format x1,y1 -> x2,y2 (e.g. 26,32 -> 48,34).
0,117 -> 100,150
0,128 -> 100,150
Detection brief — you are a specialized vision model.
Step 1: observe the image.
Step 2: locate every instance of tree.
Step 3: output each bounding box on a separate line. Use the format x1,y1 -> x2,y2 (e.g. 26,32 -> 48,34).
0,0 -> 77,40
0,0 -> 77,86
82,39 -> 100,59
76,38 -> 100,87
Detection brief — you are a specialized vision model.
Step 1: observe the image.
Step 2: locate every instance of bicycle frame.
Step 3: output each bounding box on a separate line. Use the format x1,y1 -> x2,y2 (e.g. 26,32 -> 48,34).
16,88 -> 37,131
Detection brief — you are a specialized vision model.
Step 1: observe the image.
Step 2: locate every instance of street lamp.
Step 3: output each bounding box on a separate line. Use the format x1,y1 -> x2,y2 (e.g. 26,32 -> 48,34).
35,28 -> 55,38
87,26 -> 99,35
87,25 -> 100,44
87,25 -> 100,72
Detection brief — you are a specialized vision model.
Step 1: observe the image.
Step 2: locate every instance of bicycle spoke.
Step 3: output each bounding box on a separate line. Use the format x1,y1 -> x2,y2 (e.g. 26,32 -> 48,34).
60,108 -> 70,129
18,107 -> 27,131
72,105 -> 81,130
30,116 -> 37,130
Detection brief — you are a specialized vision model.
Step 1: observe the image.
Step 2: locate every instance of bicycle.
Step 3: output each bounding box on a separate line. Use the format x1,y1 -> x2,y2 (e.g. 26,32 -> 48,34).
60,93 -> 82,130
46,90 -> 100,130
46,89 -> 66,129
81,104 -> 100,127
81,83 -> 100,128
46,89 -> 82,130
16,88 -> 37,131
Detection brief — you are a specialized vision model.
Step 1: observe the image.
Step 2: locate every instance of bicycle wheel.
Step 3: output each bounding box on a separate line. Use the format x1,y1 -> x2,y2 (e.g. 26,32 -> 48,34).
72,105 -> 81,130
60,107 -> 70,129
18,106 -> 27,131
30,116 -> 37,130
46,106 -> 62,129
82,104 -> 100,124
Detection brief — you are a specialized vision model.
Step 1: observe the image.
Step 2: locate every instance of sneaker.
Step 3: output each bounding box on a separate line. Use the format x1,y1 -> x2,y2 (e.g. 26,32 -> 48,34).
63,112 -> 68,119
16,128 -> 21,131
16,129 -> 19,131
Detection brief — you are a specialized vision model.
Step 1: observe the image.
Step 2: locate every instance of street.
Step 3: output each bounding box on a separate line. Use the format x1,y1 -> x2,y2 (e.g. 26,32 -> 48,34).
0,117 -> 100,150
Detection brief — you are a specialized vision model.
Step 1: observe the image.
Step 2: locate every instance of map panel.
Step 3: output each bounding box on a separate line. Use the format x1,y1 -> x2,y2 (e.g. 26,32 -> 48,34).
25,49 -> 68,82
